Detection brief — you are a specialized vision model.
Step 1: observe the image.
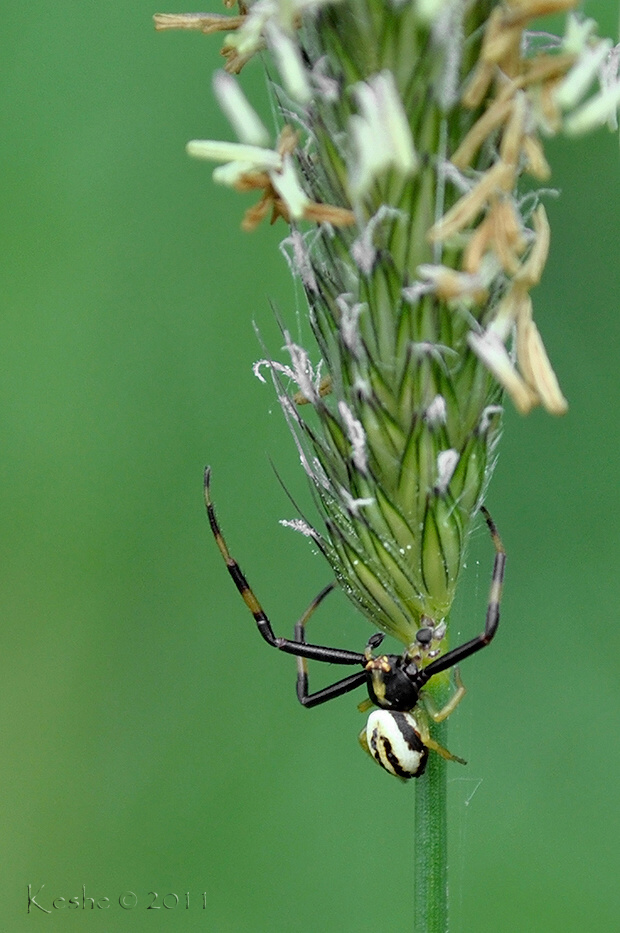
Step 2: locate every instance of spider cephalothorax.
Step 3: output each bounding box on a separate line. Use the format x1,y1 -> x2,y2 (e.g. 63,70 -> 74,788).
365,650 -> 423,711
204,467 -> 506,779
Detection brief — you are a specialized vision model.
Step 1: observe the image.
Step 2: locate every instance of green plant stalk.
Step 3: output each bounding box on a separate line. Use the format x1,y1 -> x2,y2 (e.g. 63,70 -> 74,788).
414,679 -> 449,933
415,752 -> 448,932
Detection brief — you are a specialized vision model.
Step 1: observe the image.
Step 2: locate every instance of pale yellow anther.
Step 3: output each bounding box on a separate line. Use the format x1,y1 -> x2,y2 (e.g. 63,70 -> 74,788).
468,329 -> 537,414
521,135 -> 551,180
539,78 -> 564,133
418,265 -> 489,304
153,12 -> 246,33
503,0 -> 579,28
303,203 -> 356,226
429,162 -> 514,243
480,8 -> 522,68
490,198 -> 527,275
499,91 -> 527,166
487,286 -> 522,342
459,194 -> 524,275
461,8 -> 522,109
516,298 -> 568,415
222,42 -> 260,75
522,52 -> 577,88
528,324 -> 569,416
463,215 -> 493,275
451,97 -> 514,170
462,61 -> 496,110
514,205 -> 550,288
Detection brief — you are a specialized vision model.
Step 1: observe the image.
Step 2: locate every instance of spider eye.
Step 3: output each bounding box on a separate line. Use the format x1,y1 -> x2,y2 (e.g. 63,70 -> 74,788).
367,632 -> 385,651
416,627 -> 433,646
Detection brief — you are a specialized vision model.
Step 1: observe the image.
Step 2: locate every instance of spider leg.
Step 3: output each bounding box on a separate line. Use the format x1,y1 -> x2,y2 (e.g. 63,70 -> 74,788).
421,667 -> 466,722
204,468 -> 366,667
294,582 -> 334,695
418,505 -> 506,684
297,670 -> 368,708
294,582 -> 338,642
416,710 -> 467,765
292,582 -> 368,707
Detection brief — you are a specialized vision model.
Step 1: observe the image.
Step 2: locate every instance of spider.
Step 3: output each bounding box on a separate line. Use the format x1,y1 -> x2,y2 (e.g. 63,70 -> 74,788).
204,467 -> 506,779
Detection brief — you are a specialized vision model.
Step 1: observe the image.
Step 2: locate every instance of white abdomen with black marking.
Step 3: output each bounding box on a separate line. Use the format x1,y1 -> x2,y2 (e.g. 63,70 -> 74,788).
366,709 -> 429,779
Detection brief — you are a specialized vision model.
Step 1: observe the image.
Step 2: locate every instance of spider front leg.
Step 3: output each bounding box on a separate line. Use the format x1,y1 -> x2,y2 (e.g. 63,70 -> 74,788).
204,467 -> 368,669
417,505 -> 506,685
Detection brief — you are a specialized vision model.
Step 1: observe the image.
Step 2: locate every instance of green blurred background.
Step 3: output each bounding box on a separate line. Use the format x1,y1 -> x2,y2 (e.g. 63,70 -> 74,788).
1,2 -> 618,930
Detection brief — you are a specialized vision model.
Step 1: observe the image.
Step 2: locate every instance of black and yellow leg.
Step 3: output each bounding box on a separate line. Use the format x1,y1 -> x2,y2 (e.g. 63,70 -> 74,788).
204,467 -> 367,667
415,708 -> 467,765
421,667 -> 466,723
294,582 -> 367,707
416,505 -> 506,685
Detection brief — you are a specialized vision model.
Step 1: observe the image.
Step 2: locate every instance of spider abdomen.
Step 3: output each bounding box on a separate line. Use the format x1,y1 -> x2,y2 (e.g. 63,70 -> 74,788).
366,710 -> 428,779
